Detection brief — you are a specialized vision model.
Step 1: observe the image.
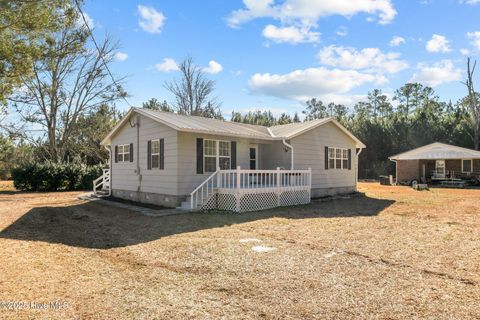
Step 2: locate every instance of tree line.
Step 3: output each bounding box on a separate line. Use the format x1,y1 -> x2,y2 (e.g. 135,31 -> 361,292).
1,1 -> 479,181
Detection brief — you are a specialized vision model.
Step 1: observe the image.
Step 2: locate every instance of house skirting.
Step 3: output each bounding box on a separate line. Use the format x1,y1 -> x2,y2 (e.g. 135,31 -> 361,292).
111,189 -> 182,208
311,186 -> 356,198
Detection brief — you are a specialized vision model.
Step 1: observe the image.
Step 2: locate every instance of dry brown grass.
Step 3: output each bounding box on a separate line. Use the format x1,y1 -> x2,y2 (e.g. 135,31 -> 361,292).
0,180 -> 14,192
0,183 -> 479,319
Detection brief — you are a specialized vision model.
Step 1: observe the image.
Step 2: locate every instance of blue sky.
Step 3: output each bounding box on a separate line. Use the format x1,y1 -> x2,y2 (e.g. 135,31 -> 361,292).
83,0 -> 480,117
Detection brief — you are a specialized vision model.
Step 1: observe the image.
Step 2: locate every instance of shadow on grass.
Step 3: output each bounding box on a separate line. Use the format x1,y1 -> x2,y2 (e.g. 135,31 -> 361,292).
0,194 -> 394,249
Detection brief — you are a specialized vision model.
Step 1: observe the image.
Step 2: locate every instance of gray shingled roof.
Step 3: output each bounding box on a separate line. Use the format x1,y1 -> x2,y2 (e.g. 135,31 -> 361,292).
101,107 -> 365,148
389,142 -> 480,160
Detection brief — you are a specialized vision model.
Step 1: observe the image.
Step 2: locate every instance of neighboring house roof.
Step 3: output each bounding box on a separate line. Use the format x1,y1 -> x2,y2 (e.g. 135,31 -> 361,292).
389,142 -> 480,160
101,107 -> 366,148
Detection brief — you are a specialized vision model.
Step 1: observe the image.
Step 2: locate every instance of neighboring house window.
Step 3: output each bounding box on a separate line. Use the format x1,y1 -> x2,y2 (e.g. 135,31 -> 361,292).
117,144 -> 130,162
204,139 -> 231,172
151,139 -> 160,169
462,159 -> 473,173
328,147 -> 349,169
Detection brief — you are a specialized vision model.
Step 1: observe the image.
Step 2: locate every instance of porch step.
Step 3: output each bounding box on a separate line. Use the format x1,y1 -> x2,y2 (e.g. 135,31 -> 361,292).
94,190 -> 110,197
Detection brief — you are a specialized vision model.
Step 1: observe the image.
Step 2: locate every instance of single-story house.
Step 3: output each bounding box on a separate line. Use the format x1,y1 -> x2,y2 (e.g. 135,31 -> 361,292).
389,142 -> 480,183
94,107 -> 365,212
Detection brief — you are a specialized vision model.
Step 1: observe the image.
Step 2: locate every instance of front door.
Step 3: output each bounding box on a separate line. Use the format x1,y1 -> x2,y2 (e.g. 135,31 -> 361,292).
435,160 -> 446,178
249,147 -> 257,170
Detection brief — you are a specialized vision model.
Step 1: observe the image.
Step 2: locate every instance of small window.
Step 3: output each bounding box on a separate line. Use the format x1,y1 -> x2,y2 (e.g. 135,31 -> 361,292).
204,140 -> 231,172
328,147 -> 349,169
462,159 -> 472,173
117,144 -> 130,162
219,141 -> 231,170
342,149 -> 349,169
328,148 -> 335,169
151,140 -> 160,168
204,140 -> 217,172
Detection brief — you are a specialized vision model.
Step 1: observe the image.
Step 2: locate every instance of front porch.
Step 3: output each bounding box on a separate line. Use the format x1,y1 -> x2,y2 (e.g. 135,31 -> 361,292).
396,158 -> 480,184
186,167 -> 312,212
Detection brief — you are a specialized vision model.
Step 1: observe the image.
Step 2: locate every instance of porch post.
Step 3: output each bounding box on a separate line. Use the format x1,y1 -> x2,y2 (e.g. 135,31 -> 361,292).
236,166 -> 241,212
276,167 -> 281,206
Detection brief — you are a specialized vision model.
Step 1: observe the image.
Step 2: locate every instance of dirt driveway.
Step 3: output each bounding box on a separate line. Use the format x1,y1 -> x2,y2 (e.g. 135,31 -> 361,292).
0,182 -> 479,319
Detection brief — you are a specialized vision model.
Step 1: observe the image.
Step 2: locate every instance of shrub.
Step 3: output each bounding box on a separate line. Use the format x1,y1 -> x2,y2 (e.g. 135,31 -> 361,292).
11,161 -> 104,192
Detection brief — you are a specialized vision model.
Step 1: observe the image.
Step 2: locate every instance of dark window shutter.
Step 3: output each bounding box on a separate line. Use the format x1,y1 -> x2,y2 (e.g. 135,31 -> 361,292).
160,138 -> 165,170
348,149 -> 352,170
324,146 -> 329,170
147,140 -> 152,170
231,141 -> 237,169
115,145 -> 118,163
129,143 -> 134,162
196,138 -> 203,174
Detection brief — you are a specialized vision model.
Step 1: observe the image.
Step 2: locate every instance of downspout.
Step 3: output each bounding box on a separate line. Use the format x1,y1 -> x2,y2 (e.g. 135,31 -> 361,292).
355,148 -> 363,189
104,145 -> 112,197
282,139 -> 294,170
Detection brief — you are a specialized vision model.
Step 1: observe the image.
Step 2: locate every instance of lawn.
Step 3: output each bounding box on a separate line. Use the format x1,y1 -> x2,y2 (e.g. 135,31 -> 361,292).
0,182 -> 479,319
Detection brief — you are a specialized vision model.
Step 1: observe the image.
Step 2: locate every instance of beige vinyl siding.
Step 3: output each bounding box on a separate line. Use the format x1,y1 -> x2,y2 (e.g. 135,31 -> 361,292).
110,119 -> 137,191
261,141 -> 291,169
176,132 -> 269,195
138,116 -> 177,195
291,122 -> 357,189
111,115 -> 178,195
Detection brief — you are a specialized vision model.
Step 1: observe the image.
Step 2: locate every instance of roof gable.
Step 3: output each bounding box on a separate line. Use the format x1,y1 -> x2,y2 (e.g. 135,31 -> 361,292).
389,142 -> 480,160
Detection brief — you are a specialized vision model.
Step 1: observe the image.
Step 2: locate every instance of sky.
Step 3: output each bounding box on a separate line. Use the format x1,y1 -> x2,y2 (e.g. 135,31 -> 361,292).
82,0 -> 480,118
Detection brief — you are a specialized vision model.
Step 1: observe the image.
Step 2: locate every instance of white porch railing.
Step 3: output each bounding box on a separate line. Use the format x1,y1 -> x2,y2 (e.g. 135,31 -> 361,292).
189,167 -> 312,211
93,169 -> 110,195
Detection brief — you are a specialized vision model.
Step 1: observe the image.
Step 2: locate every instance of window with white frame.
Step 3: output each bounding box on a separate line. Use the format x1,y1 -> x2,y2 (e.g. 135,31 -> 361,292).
462,159 -> 472,173
151,139 -> 160,168
117,144 -> 130,162
204,139 -> 231,172
328,147 -> 349,169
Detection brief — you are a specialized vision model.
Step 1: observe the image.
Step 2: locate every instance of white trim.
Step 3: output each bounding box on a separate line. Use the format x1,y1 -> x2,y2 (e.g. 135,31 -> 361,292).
462,158 -> 473,173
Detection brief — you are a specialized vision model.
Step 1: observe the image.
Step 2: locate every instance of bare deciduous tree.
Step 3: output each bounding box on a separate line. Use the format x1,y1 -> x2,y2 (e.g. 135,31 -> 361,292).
463,58 -> 480,150
7,23 -> 126,161
164,57 -> 222,119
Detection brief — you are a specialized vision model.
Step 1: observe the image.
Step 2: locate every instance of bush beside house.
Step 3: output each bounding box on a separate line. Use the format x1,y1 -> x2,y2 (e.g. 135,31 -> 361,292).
11,162 -> 104,191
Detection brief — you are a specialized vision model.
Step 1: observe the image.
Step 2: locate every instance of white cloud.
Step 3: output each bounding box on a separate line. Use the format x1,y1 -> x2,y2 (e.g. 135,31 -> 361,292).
249,67 -> 384,101
114,52 -> 128,61
138,5 -> 165,34
389,36 -> 405,47
203,60 -> 223,74
410,60 -> 462,87
227,0 -> 397,27
460,48 -> 471,55
460,0 -> 480,4
336,26 -> 348,37
155,58 -> 179,72
426,34 -> 451,53
262,24 -> 320,44
467,31 -> 480,50
318,45 -> 409,74
76,12 -> 94,29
